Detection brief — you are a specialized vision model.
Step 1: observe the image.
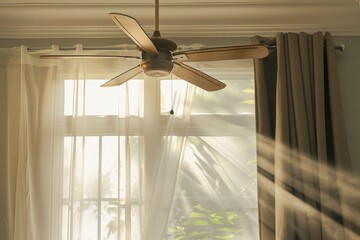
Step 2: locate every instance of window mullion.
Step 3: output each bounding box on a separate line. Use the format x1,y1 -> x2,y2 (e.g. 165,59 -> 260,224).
118,135 -> 121,240
142,76 -> 161,237
98,136 -> 102,240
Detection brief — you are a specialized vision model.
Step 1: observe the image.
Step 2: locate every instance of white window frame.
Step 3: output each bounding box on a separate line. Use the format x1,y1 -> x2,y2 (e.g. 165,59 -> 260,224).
53,61 -> 258,239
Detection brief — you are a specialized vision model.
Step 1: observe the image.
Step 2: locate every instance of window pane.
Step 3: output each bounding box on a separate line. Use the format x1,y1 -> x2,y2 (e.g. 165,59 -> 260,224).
101,201 -> 119,240
130,137 -> 143,200
83,136 -> 99,199
101,136 -> 143,199
193,79 -> 255,115
64,79 -> 144,117
102,137 -> 119,199
63,136 -> 90,199
62,205 -> 69,239
100,202 -> 141,240
75,201 -> 98,240
160,79 -> 188,114
161,60 -> 255,115
63,135 -> 142,239
63,136 -> 99,199
165,135 -> 258,240
63,137 -> 71,199
131,205 -> 141,240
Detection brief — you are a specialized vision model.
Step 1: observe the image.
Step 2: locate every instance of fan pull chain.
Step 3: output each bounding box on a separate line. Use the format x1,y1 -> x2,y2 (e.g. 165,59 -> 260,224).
170,75 -> 174,115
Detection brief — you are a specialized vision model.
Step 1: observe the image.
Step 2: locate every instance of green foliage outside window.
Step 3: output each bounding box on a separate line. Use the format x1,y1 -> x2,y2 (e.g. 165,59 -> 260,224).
167,204 -> 241,240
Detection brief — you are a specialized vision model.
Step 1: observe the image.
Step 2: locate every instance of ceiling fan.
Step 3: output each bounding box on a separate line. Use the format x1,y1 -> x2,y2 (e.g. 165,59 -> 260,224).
41,0 -> 269,91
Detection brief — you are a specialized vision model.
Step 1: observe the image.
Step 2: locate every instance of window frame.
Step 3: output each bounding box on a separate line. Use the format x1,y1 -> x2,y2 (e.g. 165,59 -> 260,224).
53,60 -> 258,239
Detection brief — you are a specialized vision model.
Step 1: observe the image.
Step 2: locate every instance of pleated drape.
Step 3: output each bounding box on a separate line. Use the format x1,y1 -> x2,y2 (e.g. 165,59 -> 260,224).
253,32 -> 360,240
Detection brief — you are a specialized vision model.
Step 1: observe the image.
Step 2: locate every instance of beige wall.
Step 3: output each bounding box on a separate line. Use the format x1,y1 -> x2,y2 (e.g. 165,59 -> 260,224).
333,36 -> 360,176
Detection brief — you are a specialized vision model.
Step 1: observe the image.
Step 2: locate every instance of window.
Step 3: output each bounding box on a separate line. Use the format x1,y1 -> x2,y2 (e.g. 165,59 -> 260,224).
58,79 -> 144,240
62,135 -> 143,239
162,60 -> 258,240
56,58 -> 258,240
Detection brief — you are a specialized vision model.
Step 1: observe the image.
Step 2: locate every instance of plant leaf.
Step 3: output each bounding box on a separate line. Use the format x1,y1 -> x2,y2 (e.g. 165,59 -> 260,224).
188,231 -> 209,237
216,227 -> 241,233
175,236 -> 186,240
243,88 -> 255,94
214,235 -> 235,240
190,212 -> 208,218
194,204 -> 209,212
240,99 -> 255,105
168,227 -> 183,234
181,219 -> 209,226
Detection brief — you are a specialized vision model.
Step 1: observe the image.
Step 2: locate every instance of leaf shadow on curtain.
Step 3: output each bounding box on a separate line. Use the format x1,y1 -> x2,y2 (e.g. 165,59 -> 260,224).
252,32 -> 360,240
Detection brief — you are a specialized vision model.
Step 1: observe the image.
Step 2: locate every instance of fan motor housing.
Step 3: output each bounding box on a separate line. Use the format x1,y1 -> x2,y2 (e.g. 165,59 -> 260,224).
141,36 -> 177,78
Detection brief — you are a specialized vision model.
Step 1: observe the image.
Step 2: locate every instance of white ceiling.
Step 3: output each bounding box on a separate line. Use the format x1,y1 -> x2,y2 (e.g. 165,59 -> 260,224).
0,0 -> 360,39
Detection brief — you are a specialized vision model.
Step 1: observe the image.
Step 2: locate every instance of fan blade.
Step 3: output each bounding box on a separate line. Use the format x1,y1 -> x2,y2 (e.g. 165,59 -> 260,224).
101,65 -> 142,87
110,13 -> 159,55
40,54 -> 141,60
173,44 -> 269,62
172,62 -> 226,91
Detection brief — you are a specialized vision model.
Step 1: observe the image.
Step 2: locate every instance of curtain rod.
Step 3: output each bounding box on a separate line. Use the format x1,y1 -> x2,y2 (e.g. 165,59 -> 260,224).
27,44 -> 346,52
27,46 -> 138,52
334,44 -> 346,52
264,40 -> 346,52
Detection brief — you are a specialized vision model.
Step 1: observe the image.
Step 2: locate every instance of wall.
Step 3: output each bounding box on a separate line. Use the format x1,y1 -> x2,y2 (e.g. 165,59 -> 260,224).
333,36 -> 360,176
0,35 -> 359,175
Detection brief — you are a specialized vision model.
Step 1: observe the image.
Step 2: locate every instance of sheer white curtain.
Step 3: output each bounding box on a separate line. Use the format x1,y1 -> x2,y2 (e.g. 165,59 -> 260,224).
1,44 -> 259,240
0,45 -> 193,240
1,46 -> 59,240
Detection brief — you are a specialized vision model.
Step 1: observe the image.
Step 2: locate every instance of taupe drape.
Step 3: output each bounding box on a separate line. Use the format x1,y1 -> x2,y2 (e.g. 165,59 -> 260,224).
253,32 -> 360,240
